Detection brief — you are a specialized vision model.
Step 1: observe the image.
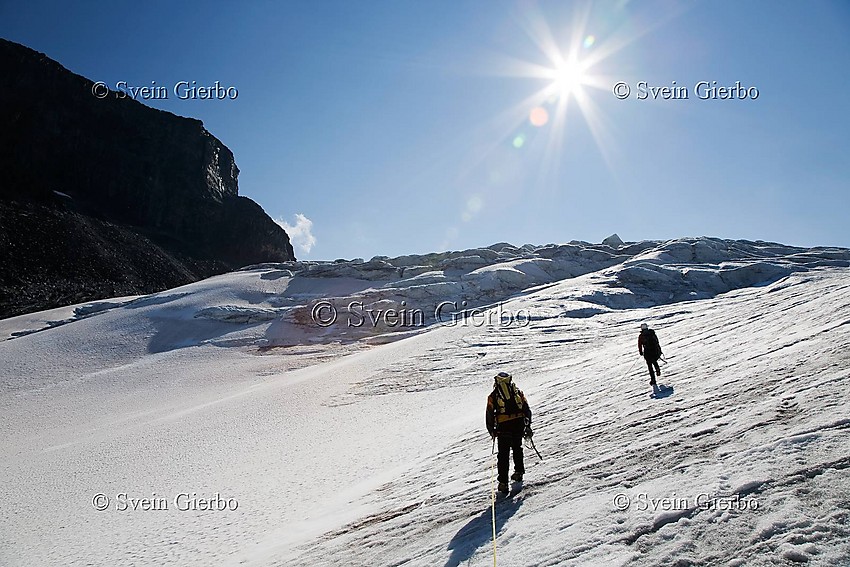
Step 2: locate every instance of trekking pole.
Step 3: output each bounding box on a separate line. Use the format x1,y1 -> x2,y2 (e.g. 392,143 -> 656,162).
622,356 -> 638,380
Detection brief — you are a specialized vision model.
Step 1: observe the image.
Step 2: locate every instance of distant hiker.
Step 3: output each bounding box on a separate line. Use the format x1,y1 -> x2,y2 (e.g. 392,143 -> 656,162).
486,371 -> 532,494
638,323 -> 663,387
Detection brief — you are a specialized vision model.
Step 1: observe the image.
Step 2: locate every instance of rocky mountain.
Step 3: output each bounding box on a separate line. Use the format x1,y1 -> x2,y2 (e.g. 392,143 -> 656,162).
0,38 -> 295,318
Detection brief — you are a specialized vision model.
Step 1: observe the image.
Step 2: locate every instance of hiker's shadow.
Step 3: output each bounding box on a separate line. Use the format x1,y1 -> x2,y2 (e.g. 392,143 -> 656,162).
652,384 -> 675,399
444,496 -> 524,567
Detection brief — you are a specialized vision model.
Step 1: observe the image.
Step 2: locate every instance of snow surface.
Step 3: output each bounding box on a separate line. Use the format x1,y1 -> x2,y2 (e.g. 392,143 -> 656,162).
1,237 -> 849,566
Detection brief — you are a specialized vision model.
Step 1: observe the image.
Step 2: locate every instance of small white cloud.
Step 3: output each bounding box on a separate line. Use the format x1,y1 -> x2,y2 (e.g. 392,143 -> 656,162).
275,213 -> 316,255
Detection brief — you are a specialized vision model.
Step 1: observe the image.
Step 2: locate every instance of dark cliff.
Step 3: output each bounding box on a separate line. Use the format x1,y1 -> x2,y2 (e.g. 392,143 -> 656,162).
0,38 -> 295,318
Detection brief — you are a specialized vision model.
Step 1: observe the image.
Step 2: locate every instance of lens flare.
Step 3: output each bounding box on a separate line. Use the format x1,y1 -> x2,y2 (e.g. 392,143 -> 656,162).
529,106 -> 549,127
457,2 -> 662,189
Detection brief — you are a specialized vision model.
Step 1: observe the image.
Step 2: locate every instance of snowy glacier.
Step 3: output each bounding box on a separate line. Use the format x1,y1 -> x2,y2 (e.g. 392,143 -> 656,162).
0,237 -> 848,566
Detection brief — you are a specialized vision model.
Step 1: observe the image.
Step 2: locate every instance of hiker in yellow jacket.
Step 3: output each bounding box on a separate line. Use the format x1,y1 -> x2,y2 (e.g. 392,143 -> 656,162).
486,371 -> 532,494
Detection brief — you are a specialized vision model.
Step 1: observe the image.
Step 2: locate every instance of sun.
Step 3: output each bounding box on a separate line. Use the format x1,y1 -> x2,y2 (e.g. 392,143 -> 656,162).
551,58 -> 587,98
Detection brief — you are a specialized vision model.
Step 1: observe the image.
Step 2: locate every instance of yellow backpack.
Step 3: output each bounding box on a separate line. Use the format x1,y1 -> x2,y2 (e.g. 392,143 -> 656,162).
494,373 -> 524,416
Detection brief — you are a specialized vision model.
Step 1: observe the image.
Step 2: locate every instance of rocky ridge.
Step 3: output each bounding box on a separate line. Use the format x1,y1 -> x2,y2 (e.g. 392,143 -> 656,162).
0,38 -> 295,318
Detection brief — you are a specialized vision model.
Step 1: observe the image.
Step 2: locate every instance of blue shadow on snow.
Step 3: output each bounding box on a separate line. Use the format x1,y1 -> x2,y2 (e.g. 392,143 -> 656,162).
444,495 -> 524,567
651,384 -> 675,399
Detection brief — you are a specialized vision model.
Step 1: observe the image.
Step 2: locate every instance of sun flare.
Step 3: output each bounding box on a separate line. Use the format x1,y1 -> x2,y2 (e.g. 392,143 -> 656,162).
551,59 -> 587,98
461,3 -> 654,192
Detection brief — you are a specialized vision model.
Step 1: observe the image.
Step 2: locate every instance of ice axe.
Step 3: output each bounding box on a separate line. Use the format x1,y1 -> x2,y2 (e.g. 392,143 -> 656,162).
524,423 -> 543,460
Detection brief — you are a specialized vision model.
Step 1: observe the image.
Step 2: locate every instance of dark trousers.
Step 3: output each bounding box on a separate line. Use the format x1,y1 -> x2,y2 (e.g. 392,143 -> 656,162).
497,432 -> 524,484
645,356 -> 660,383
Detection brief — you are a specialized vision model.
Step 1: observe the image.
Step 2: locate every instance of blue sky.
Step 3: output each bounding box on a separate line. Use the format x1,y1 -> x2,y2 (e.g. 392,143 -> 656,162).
3,1 -> 849,260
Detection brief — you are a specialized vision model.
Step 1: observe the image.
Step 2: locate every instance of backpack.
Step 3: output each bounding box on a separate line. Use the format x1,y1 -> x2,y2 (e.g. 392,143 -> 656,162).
642,329 -> 661,360
494,381 -> 525,416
